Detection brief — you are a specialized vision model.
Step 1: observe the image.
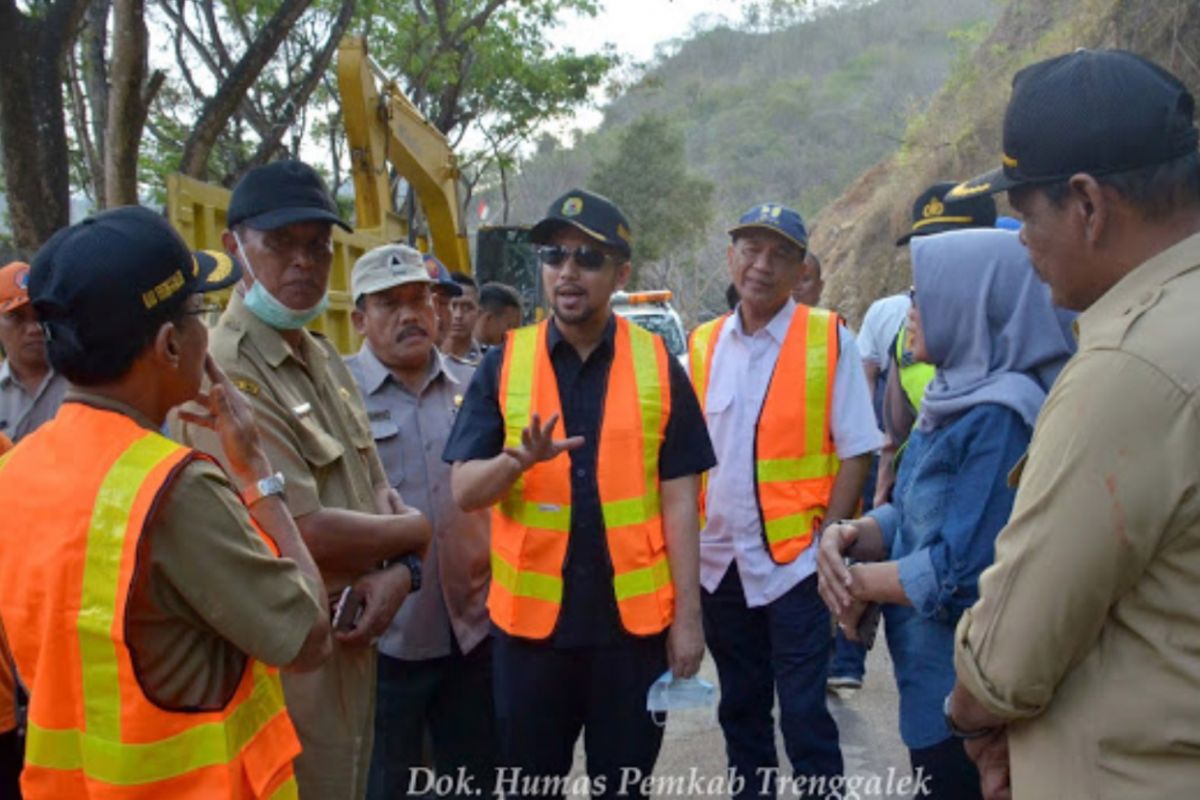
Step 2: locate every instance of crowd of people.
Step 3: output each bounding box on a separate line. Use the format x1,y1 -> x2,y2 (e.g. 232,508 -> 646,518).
0,46 -> 1199,800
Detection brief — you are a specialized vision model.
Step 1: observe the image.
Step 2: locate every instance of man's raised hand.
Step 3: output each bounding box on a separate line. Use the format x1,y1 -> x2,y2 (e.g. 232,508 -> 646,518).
504,412 -> 584,471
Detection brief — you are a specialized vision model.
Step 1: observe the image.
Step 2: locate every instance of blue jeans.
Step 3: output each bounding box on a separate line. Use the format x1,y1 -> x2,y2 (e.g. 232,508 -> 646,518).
702,565 -> 842,799
829,629 -> 866,682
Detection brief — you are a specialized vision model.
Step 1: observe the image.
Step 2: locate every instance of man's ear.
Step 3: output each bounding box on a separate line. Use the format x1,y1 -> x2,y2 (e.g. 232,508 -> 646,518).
1069,173 -> 1109,246
614,259 -> 633,291
726,243 -> 738,280
351,306 -> 367,336
155,320 -> 181,366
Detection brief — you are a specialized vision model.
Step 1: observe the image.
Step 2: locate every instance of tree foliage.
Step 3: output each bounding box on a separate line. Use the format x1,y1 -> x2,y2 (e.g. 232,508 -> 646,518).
590,113 -> 714,291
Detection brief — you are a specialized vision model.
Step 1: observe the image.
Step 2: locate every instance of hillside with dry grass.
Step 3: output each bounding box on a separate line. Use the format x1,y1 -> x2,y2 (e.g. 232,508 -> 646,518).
814,0 -> 1200,325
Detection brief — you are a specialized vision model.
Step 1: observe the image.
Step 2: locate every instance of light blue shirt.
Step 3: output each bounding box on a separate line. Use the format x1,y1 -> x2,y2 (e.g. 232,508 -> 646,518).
699,299 -> 880,607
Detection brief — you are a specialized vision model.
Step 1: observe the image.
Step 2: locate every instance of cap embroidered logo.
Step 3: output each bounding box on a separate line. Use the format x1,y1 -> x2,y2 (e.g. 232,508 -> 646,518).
922,198 -> 945,218
562,197 -> 584,216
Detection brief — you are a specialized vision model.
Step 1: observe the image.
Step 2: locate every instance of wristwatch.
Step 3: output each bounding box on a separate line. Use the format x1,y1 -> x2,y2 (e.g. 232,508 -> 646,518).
943,693 -> 999,740
242,472 -> 286,507
397,553 -> 422,591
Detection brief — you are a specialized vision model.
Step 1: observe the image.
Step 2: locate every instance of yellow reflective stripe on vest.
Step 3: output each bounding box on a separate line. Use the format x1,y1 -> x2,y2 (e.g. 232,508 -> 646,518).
763,507 -> 824,545
490,551 -> 563,604
270,774 -> 299,800
601,492 -> 661,529
503,325 -> 540,450
78,434 -> 182,743
498,495 -> 571,532
803,309 -> 832,453
0,449 -> 12,472
756,452 -> 839,483
27,659 -> 289,786
688,317 -> 722,412
612,555 -> 671,601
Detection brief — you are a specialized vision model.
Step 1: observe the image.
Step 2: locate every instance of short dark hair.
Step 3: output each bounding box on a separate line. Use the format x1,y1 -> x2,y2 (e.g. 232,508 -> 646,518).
1039,151 -> 1200,221
479,282 -> 522,313
450,271 -> 478,292
46,302 -> 188,386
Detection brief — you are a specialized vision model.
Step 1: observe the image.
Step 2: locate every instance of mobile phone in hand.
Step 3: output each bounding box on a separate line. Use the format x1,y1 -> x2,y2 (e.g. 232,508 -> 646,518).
332,587 -> 365,632
856,602 -> 882,650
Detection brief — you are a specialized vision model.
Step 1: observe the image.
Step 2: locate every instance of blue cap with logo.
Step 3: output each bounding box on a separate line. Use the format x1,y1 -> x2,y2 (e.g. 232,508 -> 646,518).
728,203 -> 809,253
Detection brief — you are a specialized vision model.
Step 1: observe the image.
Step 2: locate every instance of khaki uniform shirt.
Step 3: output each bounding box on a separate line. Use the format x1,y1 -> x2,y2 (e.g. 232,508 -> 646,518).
66,392 -> 324,710
0,364 -> 67,443
345,345 -> 490,660
954,232 -> 1200,799
178,291 -> 388,800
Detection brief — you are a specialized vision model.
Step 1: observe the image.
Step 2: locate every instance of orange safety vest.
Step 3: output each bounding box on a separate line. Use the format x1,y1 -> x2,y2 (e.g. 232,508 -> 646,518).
0,403 -> 300,799
689,305 -> 841,564
490,316 -> 674,639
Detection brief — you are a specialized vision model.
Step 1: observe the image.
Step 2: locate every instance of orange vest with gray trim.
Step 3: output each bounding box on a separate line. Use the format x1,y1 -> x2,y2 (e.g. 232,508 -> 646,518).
689,306 -> 840,564
491,316 -> 674,638
0,403 -> 301,799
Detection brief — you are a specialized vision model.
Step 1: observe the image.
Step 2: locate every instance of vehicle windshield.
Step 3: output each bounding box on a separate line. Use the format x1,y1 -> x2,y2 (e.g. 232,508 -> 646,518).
624,312 -> 686,357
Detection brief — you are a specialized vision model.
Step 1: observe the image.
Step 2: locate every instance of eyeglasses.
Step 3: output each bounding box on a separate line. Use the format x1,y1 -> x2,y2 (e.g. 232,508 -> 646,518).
535,244 -> 618,271
259,232 -> 334,263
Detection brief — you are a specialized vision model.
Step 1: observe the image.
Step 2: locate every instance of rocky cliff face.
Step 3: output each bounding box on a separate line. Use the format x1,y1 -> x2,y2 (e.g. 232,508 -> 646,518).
813,0 -> 1200,326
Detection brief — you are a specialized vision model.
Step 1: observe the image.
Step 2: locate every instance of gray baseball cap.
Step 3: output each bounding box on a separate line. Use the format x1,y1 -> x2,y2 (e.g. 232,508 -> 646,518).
351,244 -> 433,303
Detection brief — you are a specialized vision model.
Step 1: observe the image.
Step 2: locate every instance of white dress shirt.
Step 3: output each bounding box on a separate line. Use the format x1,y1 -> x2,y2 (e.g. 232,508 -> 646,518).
699,299 -> 881,607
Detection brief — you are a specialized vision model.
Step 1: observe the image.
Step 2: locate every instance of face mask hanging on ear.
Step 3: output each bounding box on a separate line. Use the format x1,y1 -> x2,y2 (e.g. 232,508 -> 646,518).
234,231 -> 329,330
646,670 -> 717,727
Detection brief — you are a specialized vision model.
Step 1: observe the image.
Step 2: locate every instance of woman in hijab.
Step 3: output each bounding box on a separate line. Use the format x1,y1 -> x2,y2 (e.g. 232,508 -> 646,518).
816,228 -> 1076,799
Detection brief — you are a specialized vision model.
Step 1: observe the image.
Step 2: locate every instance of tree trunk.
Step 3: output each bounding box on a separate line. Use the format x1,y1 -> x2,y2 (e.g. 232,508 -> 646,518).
0,0 -> 91,250
82,0 -> 112,205
105,0 -> 149,206
177,0 -> 313,180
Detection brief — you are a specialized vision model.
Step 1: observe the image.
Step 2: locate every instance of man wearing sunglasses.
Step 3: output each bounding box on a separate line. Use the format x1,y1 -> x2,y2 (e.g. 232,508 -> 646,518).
688,203 -> 879,799
445,189 -> 715,800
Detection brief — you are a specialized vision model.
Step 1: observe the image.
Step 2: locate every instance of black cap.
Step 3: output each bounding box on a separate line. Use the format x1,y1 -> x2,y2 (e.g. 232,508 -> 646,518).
895,181 -> 997,245
950,49 -> 1199,200
29,205 -> 240,348
228,160 -> 351,232
530,189 -> 633,258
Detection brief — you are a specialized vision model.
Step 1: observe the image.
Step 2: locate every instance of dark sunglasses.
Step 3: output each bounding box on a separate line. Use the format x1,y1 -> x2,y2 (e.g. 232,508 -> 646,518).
535,244 -> 617,271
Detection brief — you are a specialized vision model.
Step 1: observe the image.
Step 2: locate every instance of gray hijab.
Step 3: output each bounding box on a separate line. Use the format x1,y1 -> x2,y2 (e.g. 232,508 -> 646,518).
911,228 -> 1076,432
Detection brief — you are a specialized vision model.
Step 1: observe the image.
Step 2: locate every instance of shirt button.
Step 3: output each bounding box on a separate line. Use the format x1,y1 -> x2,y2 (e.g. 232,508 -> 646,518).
425,442 -> 432,451
576,468 -> 586,478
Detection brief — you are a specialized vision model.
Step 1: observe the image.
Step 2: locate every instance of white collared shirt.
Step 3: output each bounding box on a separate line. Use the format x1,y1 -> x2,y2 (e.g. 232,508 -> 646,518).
699,299 -> 881,607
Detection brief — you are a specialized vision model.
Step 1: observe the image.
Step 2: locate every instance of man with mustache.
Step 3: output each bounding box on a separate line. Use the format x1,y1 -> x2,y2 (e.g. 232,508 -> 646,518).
445,189 -> 715,799
345,244 -> 496,799
177,161 -> 431,800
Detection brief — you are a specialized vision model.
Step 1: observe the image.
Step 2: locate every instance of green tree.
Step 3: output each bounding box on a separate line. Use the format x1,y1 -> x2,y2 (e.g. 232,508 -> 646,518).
590,113 -> 714,288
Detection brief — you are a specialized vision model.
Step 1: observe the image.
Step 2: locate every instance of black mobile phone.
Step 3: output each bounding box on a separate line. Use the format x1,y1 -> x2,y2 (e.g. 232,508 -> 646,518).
856,602 -> 882,650
332,587 -> 365,632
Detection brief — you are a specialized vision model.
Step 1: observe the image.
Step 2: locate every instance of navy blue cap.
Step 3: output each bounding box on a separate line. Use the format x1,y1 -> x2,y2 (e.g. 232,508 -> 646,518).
728,203 -> 808,252
950,49 -> 1199,200
228,160 -> 351,232
422,253 -> 464,297
530,189 -> 633,258
895,181 -> 997,246
29,205 -> 240,348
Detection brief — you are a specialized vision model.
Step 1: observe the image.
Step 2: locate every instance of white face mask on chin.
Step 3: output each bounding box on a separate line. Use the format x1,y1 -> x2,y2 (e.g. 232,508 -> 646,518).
646,670 -> 717,726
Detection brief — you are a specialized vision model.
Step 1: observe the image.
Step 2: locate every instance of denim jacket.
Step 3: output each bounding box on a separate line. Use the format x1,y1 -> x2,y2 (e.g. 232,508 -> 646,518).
869,402 -> 1030,748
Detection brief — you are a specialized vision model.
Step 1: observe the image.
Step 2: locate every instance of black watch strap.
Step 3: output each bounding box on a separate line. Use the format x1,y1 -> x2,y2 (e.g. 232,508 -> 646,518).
399,553 -> 422,592
943,694 -> 999,740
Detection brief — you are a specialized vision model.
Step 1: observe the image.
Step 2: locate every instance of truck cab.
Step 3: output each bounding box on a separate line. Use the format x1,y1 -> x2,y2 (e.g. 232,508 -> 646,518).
611,290 -> 688,368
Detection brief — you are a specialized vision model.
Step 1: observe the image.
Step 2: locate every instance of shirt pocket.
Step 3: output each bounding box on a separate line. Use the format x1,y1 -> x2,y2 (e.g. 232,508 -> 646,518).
371,420 -> 404,488
705,381 -> 734,418
294,417 -> 345,470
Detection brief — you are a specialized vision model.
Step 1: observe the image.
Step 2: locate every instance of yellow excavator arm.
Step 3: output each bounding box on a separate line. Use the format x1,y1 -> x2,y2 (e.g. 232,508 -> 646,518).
336,36 -> 471,272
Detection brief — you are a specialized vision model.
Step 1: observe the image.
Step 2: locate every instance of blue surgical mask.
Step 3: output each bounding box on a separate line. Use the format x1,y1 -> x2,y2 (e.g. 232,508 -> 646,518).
646,670 -> 716,726
234,232 -> 329,330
